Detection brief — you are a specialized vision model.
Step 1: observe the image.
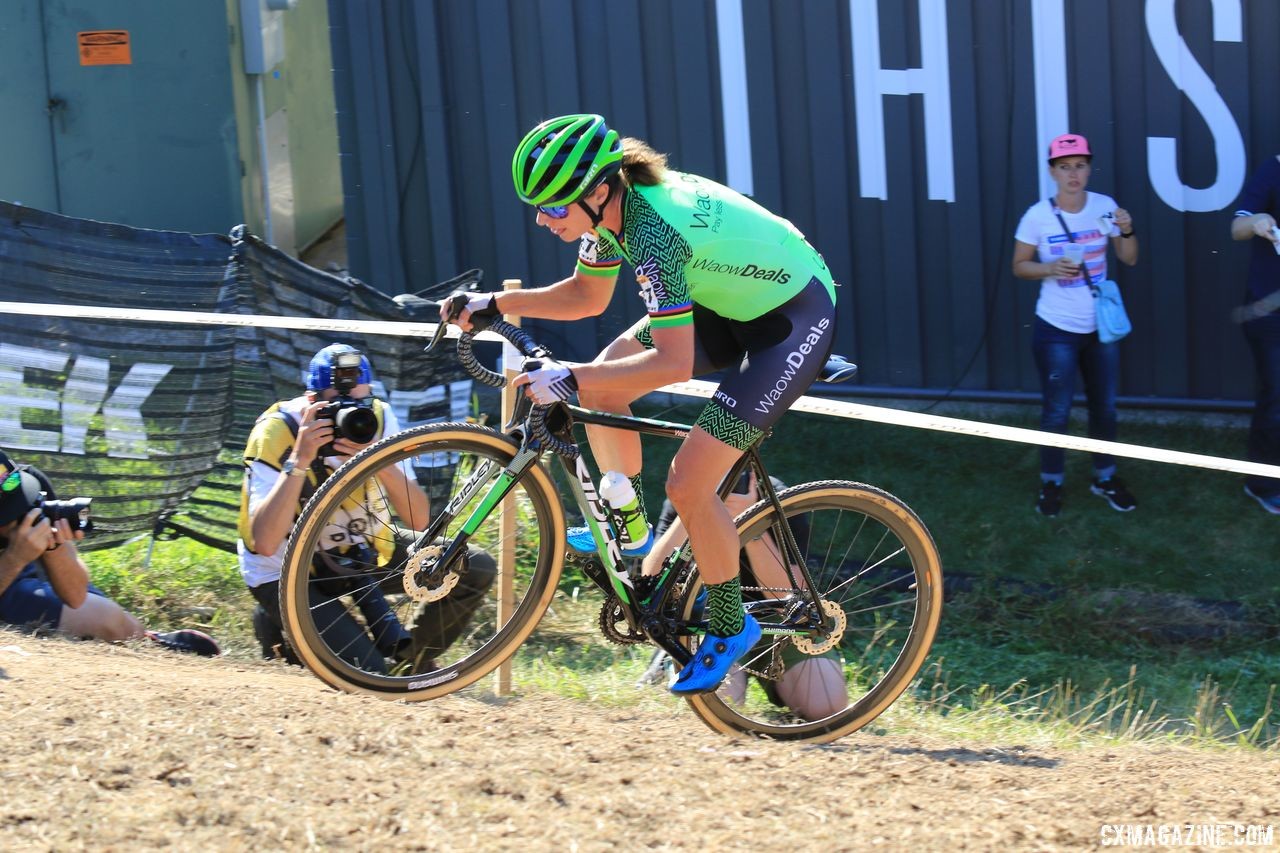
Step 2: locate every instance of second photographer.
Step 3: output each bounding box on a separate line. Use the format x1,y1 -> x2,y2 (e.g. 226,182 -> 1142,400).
0,449 -> 220,655
237,343 -> 496,672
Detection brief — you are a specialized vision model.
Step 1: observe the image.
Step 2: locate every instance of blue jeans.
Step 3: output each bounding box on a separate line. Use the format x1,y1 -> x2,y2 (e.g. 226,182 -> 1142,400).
249,580 -> 385,672
1244,317 -> 1280,499
1032,316 -> 1119,479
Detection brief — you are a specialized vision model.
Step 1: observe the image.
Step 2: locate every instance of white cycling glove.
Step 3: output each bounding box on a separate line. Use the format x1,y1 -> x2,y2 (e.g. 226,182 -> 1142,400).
465,293 -> 500,320
523,360 -> 579,404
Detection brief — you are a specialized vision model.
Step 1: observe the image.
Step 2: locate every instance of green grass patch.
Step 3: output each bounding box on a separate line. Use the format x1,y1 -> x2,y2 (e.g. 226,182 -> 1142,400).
76,398 -> 1279,749
81,535 -> 257,656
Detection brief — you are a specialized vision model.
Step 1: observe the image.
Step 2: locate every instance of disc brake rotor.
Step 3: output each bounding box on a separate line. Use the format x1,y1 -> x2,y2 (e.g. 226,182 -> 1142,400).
402,544 -> 459,603
791,599 -> 846,655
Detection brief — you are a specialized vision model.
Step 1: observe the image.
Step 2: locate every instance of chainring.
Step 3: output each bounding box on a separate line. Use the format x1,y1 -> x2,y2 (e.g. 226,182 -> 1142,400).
598,595 -> 646,645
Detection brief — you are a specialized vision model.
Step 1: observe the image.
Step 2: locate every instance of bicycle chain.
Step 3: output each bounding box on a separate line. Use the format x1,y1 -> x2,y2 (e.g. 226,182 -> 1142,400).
738,639 -> 785,682
736,587 -> 836,679
593,582 -> 834,677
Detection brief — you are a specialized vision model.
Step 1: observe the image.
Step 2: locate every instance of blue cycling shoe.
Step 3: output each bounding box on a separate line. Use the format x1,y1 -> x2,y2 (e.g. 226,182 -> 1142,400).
669,614 -> 761,695
566,526 -> 597,553
565,525 -> 654,558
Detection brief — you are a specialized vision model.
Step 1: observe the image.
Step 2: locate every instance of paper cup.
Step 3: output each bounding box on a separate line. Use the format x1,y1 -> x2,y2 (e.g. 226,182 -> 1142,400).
1062,244 -> 1085,268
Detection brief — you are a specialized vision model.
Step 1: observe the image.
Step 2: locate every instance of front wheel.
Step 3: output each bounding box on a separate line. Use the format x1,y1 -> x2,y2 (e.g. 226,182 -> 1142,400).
681,481 -> 943,742
278,422 -> 566,700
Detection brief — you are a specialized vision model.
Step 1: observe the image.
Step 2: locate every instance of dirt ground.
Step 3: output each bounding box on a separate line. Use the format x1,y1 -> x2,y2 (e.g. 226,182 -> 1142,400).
2,636 -> 1277,852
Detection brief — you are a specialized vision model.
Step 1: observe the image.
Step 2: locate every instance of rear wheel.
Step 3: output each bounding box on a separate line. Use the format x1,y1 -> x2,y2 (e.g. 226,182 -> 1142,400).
279,422 -> 565,700
681,481 -> 942,742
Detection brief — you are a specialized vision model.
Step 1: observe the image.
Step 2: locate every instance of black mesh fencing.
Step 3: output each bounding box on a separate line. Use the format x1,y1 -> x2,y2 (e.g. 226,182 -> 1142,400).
0,202 -> 470,551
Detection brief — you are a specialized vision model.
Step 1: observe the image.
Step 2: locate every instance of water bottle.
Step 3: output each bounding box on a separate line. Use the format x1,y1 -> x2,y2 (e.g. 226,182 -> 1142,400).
599,471 -> 651,552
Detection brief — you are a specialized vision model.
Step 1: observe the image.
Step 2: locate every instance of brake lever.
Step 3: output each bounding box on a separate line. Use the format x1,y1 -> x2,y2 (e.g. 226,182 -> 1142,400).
422,293 -> 469,354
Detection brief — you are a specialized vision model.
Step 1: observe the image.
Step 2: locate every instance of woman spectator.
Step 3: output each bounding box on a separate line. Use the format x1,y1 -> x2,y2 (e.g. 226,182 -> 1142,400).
1011,133 -> 1140,517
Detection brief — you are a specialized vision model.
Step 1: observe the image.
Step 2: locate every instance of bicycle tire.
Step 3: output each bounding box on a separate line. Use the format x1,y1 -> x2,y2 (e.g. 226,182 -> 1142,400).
680,480 -> 942,742
279,422 -> 566,700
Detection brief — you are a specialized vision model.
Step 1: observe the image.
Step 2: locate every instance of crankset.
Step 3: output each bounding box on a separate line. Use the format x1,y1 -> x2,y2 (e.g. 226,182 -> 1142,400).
598,595 -> 646,645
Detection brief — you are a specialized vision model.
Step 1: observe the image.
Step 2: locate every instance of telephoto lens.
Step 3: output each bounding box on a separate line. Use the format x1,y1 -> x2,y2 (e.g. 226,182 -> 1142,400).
331,403 -> 378,443
316,399 -> 378,456
38,494 -> 93,535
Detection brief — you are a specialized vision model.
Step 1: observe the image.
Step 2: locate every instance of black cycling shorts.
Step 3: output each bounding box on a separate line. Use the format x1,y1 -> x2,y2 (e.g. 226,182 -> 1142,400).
632,275 -> 836,450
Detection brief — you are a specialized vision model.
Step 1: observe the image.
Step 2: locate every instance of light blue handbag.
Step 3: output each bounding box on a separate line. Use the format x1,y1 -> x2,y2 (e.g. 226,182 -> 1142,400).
1054,206 -> 1132,344
1090,279 -> 1132,344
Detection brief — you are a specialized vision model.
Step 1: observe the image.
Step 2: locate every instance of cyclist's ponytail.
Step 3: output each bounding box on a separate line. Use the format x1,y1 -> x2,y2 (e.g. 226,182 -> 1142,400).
620,137 -> 668,187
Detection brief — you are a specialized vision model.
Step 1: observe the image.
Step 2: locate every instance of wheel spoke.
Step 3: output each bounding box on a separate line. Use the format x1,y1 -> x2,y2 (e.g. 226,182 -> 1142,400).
279,424 -> 564,700
680,482 -> 942,742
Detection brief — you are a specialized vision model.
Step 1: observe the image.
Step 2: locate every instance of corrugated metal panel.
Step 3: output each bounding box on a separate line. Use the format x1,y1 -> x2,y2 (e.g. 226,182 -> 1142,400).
329,0 -> 1279,403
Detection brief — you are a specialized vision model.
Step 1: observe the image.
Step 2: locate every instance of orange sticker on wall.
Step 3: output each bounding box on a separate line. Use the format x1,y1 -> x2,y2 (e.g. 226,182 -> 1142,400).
78,31 -> 131,66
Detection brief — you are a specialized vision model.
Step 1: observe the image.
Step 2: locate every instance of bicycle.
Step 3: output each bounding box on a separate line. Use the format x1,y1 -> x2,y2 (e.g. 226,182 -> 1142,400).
279,304 -> 943,742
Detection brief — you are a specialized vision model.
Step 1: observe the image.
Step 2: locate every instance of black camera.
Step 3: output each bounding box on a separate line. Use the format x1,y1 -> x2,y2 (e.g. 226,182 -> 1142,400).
38,493 -> 93,535
317,351 -> 379,455
317,398 -> 378,453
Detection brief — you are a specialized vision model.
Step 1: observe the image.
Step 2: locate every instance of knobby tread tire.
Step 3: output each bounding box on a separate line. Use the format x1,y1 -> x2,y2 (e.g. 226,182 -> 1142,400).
279,422 -> 565,700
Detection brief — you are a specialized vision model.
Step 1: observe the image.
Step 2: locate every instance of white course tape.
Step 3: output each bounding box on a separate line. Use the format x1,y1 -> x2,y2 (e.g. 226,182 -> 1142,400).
0,301 -> 509,343
4,300 -> 1279,480
657,379 -> 1280,481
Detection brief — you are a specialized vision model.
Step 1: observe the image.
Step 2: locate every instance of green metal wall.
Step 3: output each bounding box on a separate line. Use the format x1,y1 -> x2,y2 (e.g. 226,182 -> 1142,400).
0,3 -> 59,212
0,0 -> 341,250
329,0 -> 1280,405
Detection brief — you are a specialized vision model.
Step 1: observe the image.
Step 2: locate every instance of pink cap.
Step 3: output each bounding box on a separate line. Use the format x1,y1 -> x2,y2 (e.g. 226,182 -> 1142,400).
1047,133 -> 1091,161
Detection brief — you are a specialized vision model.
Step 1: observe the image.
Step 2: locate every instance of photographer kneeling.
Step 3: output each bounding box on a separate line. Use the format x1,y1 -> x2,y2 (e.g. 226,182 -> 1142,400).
238,343 -> 496,672
0,450 -> 219,655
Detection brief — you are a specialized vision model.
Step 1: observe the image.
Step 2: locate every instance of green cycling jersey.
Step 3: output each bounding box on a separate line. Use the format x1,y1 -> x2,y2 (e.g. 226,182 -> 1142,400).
575,171 -> 836,327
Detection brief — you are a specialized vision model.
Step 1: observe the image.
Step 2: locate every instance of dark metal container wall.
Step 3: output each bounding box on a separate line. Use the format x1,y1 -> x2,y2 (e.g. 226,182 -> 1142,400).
328,0 -> 1279,403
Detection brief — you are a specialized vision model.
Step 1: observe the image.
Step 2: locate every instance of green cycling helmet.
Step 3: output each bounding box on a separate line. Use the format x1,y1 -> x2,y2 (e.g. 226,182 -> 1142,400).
511,114 -> 623,207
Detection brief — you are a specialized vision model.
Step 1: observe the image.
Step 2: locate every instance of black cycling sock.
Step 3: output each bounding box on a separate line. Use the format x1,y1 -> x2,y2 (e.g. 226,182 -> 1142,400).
705,576 -> 745,636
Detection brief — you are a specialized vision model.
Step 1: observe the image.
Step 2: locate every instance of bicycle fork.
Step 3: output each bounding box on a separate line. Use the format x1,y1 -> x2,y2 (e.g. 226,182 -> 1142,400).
405,442 -> 541,591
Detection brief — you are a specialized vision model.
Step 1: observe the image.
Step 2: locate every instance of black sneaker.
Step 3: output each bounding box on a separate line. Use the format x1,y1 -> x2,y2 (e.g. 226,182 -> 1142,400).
1244,485 -> 1280,515
146,629 -> 221,657
1091,476 -> 1137,512
1035,481 -> 1062,517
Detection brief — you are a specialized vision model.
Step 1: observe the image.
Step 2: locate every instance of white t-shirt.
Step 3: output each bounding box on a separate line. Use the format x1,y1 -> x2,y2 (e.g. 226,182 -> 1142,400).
1014,192 -> 1120,333
236,396 -> 413,589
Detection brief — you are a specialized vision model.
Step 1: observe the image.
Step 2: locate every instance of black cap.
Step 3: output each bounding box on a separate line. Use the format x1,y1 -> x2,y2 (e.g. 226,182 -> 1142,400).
0,453 -> 42,526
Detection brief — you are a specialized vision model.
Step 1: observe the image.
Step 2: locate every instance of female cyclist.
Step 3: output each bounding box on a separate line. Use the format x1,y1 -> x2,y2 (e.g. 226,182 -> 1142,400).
441,113 -> 838,694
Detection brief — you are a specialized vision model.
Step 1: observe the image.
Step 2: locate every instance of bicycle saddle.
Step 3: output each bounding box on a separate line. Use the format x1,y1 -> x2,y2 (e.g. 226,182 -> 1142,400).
392,292 -> 439,321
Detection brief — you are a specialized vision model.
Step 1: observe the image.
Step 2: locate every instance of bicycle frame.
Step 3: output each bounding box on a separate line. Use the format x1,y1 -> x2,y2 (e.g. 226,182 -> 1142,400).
412,396 -> 831,665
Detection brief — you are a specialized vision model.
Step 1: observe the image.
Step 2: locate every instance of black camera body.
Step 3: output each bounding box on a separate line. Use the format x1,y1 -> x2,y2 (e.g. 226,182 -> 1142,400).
38,493 -> 93,535
316,372 -> 379,456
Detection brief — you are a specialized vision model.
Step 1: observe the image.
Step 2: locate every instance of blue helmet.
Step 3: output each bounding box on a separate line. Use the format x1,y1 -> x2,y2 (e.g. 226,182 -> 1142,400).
306,343 -> 373,391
